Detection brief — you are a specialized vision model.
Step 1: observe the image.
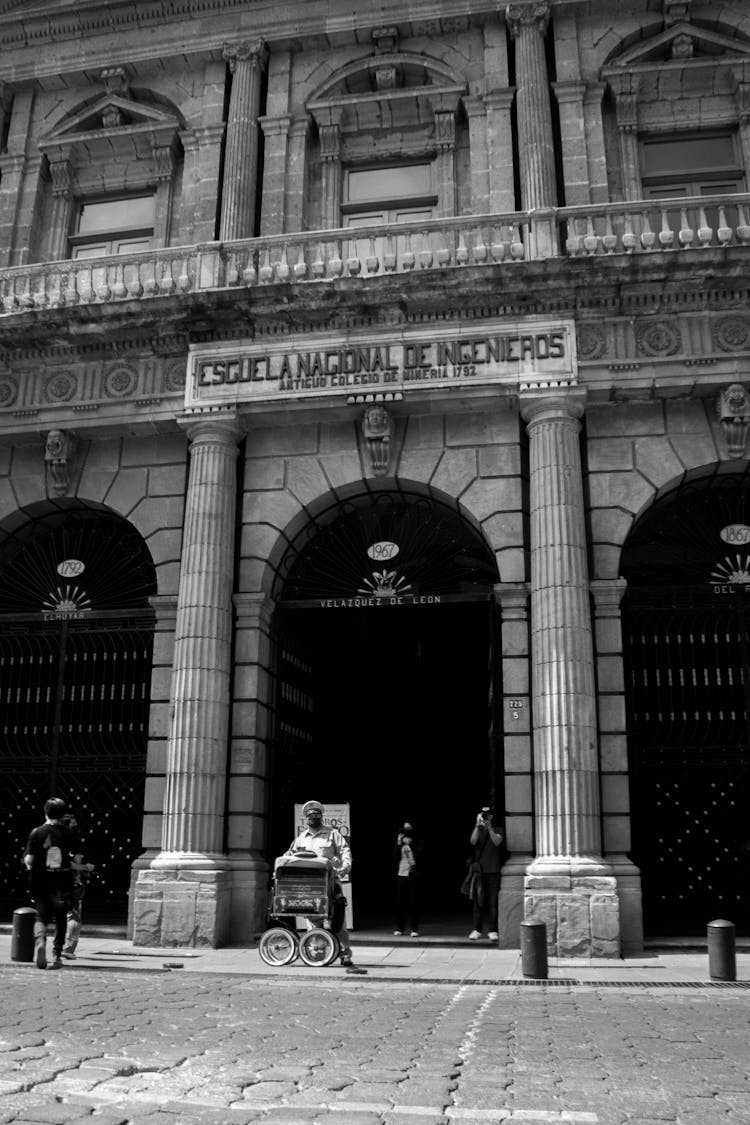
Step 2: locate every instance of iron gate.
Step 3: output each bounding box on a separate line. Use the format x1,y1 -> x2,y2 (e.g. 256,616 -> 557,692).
623,588 -> 750,933
0,611 -> 153,922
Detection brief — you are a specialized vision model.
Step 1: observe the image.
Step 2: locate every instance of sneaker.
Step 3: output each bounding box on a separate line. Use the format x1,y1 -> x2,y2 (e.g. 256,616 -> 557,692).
393,930 -> 403,937
488,932 -> 499,942
339,952 -> 353,967
410,931 -> 420,938
48,957 -> 63,970
61,951 -> 77,960
468,930 -> 482,940
34,940 -> 47,970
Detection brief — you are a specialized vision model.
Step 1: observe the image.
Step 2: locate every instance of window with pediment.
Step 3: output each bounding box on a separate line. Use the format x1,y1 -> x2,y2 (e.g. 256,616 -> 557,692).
602,9 -> 750,204
37,67 -> 183,262
305,27 -> 468,253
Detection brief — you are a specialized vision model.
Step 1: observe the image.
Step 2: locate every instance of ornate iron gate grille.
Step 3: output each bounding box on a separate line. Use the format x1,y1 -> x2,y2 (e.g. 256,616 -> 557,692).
623,587 -> 750,932
0,613 -> 153,922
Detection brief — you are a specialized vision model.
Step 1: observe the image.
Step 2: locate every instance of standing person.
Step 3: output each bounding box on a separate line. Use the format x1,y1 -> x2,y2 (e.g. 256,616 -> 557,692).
60,812 -> 95,961
393,821 -> 421,937
468,806 -> 504,941
23,797 -> 76,970
285,800 -> 355,967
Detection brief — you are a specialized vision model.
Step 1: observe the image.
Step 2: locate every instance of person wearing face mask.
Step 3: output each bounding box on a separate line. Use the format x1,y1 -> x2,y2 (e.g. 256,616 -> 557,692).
285,800 -> 354,967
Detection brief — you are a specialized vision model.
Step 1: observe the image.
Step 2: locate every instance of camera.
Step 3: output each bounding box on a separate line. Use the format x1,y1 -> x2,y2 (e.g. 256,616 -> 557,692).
480,807 -> 491,817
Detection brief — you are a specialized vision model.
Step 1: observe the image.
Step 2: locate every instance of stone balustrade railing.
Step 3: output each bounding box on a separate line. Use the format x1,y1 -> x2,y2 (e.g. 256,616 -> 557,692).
0,192 -> 748,316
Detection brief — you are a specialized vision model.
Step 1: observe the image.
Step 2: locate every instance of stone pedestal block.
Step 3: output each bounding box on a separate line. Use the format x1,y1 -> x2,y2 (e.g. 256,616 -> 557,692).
227,855 -> 270,941
132,861 -> 232,948
524,873 -> 621,958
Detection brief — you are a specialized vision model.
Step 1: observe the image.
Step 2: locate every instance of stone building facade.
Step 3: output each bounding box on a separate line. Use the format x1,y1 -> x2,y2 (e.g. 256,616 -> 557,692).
0,0 -> 749,956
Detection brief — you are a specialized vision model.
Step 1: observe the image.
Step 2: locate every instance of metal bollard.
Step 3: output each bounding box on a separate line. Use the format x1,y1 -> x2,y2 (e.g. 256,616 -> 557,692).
10,907 -> 36,962
707,918 -> 736,981
520,919 -> 548,979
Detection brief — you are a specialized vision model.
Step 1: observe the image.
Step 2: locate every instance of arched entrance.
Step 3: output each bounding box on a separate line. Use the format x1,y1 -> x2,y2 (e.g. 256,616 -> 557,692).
268,485 -> 502,930
0,501 -> 156,923
620,468 -> 750,935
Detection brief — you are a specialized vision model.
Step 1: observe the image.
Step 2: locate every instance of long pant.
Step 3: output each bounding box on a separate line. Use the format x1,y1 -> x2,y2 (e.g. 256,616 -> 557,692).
472,872 -> 501,934
33,887 -> 69,957
395,875 -> 419,932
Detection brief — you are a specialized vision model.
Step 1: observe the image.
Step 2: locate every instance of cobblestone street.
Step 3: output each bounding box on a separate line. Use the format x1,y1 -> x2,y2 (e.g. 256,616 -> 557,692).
1,966 -> 749,1125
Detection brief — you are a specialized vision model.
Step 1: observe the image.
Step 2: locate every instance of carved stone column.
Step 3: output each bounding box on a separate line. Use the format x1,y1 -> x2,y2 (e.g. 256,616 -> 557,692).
47,155 -> 73,261
484,88 -> 516,213
591,578 -> 644,956
313,107 -> 343,229
133,410 -> 243,948
732,72 -> 750,180
219,40 -> 268,241
259,114 -> 292,235
608,73 -> 641,202
495,582 -> 534,949
520,387 -> 620,957
552,81 -> 589,205
506,2 -> 557,210
433,100 -> 457,218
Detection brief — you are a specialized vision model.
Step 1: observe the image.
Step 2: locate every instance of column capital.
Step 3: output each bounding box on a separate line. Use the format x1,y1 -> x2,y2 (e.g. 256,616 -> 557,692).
48,156 -> 73,198
223,38 -> 268,73
259,114 -> 292,138
519,385 -> 587,425
484,86 -> 516,111
148,593 -> 179,623
183,124 -> 226,151
493,581 -> 529,615
552,80 -> 587,106
178,409 -> 244,445
591,578 -> 628,614
505,1 -> 550,37
233,591 -> 275,630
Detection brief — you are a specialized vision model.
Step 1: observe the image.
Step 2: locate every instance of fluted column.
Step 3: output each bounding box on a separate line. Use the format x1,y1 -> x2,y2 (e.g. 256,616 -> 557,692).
522,387 -> 601,861
159,411 -> 243,857
608,73 -> 641,202
521,387 -> 619,956
219,40 -> 268,241
506,1 -> 557,209
313,107 -> 343,229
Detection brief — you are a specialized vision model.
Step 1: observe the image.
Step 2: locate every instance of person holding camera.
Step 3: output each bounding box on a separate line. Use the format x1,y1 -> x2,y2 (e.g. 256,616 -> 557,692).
468,807 -> 504,941
393,821 -> 421,937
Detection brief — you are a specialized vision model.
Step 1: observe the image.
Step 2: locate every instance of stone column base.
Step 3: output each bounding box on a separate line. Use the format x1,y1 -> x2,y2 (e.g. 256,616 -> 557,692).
132,854 -> 232,948
524,867 -> 621,958
498,853 -> 533,949
226,853 -> 270,943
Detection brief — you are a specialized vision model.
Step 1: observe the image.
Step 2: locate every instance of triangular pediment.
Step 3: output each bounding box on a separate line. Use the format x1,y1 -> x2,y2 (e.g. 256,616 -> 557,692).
41,94 -> 181,146
611,21 -> 750,67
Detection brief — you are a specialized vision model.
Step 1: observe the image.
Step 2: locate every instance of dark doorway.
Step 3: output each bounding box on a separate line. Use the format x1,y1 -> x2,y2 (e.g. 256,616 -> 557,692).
0,502 -> 156,924
621,470 -> 750,936
268,486 -> 502,931
272,601 -> 497,929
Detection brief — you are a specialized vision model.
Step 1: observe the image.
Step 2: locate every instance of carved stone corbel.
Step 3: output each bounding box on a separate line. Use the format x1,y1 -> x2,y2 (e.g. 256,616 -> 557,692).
44,429 -> 75,496
718,383 -> 750,458
362,404 -> 392,476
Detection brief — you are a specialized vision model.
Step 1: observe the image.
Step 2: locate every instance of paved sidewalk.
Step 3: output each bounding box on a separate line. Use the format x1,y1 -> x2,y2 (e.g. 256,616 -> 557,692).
3,930 -> 749,985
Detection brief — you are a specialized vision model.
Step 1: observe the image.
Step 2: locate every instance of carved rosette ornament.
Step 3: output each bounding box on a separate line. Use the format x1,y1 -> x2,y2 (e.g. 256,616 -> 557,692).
576,325 -> 606,361
718,383 -> 750,458
362,404 -> 393,476
635,320 -> 682,357
45,429 -> 75,497
713,316 -> 750,352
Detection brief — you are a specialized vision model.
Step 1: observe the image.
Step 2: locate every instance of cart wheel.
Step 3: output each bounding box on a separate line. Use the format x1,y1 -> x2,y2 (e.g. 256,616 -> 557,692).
258,927 -> 299,966
298,928 -> 340,967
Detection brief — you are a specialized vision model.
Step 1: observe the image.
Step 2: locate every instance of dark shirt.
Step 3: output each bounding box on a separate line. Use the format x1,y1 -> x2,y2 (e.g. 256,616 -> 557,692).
25,821 -> 75,894
474,826 -> 502,874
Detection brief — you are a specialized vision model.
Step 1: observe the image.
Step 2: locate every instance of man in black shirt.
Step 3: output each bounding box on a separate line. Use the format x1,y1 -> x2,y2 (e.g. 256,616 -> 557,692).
23,798 -> 76,970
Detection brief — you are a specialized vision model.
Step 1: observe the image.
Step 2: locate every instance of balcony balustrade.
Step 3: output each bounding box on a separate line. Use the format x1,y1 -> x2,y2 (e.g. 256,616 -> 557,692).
1,192 -> 749,317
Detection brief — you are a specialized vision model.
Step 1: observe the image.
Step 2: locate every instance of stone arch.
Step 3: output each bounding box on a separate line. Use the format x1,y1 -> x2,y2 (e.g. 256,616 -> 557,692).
0,496 -> 157,610
259,477 -> 500,602
618,464 -> 750,934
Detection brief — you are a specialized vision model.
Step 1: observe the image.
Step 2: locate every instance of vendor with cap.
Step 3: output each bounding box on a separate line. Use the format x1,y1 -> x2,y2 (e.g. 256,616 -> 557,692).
285,800 -> 354,967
